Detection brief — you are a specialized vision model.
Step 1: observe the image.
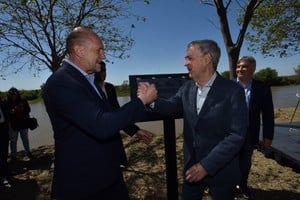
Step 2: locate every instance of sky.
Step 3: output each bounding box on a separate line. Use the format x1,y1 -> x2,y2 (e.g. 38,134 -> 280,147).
0,0 -> 299,91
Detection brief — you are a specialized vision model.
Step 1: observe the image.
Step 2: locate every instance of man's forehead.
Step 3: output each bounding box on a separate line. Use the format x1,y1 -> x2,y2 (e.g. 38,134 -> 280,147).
237,60 -> 251,66
186,46 -> 199,55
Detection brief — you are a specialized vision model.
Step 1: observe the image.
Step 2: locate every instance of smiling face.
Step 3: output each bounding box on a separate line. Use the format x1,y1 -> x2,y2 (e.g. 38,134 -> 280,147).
236,59 -> 255,84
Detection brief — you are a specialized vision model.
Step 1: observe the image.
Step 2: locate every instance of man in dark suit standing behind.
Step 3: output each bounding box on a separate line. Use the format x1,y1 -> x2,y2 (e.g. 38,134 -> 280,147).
94,61 -> 153,166
139,40 -> 248,200
0,97 -> 11,186
236,56 -> 274,199
43,26 -> 157,200
95,61 -> 153,145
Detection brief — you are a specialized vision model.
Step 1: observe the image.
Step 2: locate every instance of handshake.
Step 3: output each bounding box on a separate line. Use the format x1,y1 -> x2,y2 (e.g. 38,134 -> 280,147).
137,82 -> 157,105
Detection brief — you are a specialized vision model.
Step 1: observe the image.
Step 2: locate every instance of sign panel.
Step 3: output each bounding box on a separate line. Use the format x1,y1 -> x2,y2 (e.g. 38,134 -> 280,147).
129,73 -> 189,100
129,73 -> 189,120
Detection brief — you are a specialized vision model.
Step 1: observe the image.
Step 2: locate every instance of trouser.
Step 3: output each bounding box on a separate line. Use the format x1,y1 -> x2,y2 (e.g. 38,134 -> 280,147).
0,122 -> 9,178
9,128 -> 31,157
182,179 -> 236,200
51,170 -> 130,200
239,136 -> 255,190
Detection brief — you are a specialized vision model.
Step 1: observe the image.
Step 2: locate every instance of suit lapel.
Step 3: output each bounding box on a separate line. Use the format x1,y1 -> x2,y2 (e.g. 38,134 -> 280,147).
197,75 -> 222,119
63,62 -> 105,103
188,83 -> 199,127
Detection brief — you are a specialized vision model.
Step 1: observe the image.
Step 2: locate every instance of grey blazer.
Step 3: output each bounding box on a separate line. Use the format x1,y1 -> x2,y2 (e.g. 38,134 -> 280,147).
153,73 -> 248,185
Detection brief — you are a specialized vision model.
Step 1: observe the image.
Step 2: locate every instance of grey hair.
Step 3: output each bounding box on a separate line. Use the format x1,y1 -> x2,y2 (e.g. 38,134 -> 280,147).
238,56 -> 256,71
187,39 -> 221,70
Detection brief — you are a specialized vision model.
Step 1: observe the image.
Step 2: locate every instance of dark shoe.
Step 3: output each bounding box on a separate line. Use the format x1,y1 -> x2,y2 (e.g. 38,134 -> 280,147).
1,178 -> 12,188
10,156 -> 17,163
240,187 -> 252,199
26,152 -> 33,159
236,185 -> 252,199
241,191 -> 252,199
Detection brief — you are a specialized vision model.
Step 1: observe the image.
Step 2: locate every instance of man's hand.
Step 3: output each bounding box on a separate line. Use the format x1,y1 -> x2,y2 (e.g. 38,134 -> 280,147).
263,138 -> 272,148
137,82 -> 157,105
135,129 -> 153,145
185,163 -> 208,182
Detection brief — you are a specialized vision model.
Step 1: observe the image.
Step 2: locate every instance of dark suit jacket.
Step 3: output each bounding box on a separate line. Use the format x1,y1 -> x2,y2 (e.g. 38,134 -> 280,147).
0,100 -> 10,125
104,82 -> 139,165
43,61 -> 147,199
0,99 -> 10,178
247,79 -> 274,145
153,73 -> 248,185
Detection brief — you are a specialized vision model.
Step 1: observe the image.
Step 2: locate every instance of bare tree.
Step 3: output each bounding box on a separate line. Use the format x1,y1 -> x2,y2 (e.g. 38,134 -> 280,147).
200,0 -> 263,78
0,0 -> 149,79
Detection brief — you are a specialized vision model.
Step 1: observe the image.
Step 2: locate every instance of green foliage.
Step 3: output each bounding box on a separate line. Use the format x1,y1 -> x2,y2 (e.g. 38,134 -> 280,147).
280,75 -> 299,85
221,71 -> 230,79
246,0 -> 300,57
0,89 -> 40,102
254,67 -> 281,85
19,90 -> 40,101
294,64 -> 300,80
115,84 -> 130,96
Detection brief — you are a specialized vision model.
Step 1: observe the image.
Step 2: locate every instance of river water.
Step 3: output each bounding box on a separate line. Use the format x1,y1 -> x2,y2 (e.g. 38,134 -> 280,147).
18,85 -> 300,151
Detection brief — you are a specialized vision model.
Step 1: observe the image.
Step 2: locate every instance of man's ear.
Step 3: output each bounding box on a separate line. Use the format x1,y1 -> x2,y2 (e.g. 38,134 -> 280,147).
73,44 -> 85,58
204,53 -> 213,65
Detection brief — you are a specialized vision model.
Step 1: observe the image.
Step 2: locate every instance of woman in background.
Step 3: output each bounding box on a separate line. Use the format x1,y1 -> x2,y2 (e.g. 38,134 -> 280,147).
7,87 -> 33,160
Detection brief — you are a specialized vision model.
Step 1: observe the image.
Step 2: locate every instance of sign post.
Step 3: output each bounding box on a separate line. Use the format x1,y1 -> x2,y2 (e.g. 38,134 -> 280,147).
129,73 -> 189,200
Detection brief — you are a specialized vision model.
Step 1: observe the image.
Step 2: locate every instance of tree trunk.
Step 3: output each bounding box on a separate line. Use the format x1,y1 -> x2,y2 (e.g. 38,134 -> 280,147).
227,46 -> 240,79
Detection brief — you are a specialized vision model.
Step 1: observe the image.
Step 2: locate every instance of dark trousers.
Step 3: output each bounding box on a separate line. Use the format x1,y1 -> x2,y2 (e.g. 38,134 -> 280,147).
182,179 -> 236,200
0,122 -> 10,178
239,135 -> 255,190
52,170 -> 130,200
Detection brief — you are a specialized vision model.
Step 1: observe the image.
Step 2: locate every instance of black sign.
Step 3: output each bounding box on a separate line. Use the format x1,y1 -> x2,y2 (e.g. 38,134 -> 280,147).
129,73 -> 189,100
129,73 -> 190,200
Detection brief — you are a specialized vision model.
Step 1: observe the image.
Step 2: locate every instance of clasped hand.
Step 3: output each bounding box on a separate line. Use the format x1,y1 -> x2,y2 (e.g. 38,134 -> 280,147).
185,163 -> 208,182
137,82 -> 157,105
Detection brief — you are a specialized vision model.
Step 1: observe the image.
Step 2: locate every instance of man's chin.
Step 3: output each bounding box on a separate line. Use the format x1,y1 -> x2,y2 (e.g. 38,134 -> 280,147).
188,73 -> 194,81
95,64 -> 101,72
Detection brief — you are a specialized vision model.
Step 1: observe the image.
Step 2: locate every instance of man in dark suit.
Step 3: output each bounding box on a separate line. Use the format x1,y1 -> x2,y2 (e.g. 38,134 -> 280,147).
95,61 -> 152,144
236,56 -> 274,199
94,61 -> 153,165
139,40 -> 248,200
0,97 -> 11,186
43,26 -> 157,200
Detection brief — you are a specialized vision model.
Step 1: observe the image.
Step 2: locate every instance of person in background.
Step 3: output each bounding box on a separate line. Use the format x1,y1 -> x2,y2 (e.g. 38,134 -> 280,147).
235,56 -> 274,199
43,26 -> 157,200
94,61 -> 153,153
139,39 -> 248,200
0,96 -> 11,186
7,87 -> 33,160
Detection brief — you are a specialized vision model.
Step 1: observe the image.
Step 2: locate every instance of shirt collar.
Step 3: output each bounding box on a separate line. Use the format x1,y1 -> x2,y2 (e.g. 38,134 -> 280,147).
64,59 -> 91,77
64,59 -> 95,83
195,72 -> 217,89
237,77 -> 252,89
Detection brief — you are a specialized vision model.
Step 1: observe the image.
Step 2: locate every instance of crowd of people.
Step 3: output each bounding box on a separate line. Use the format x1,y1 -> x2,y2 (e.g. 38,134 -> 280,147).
1,26 -> 275,200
